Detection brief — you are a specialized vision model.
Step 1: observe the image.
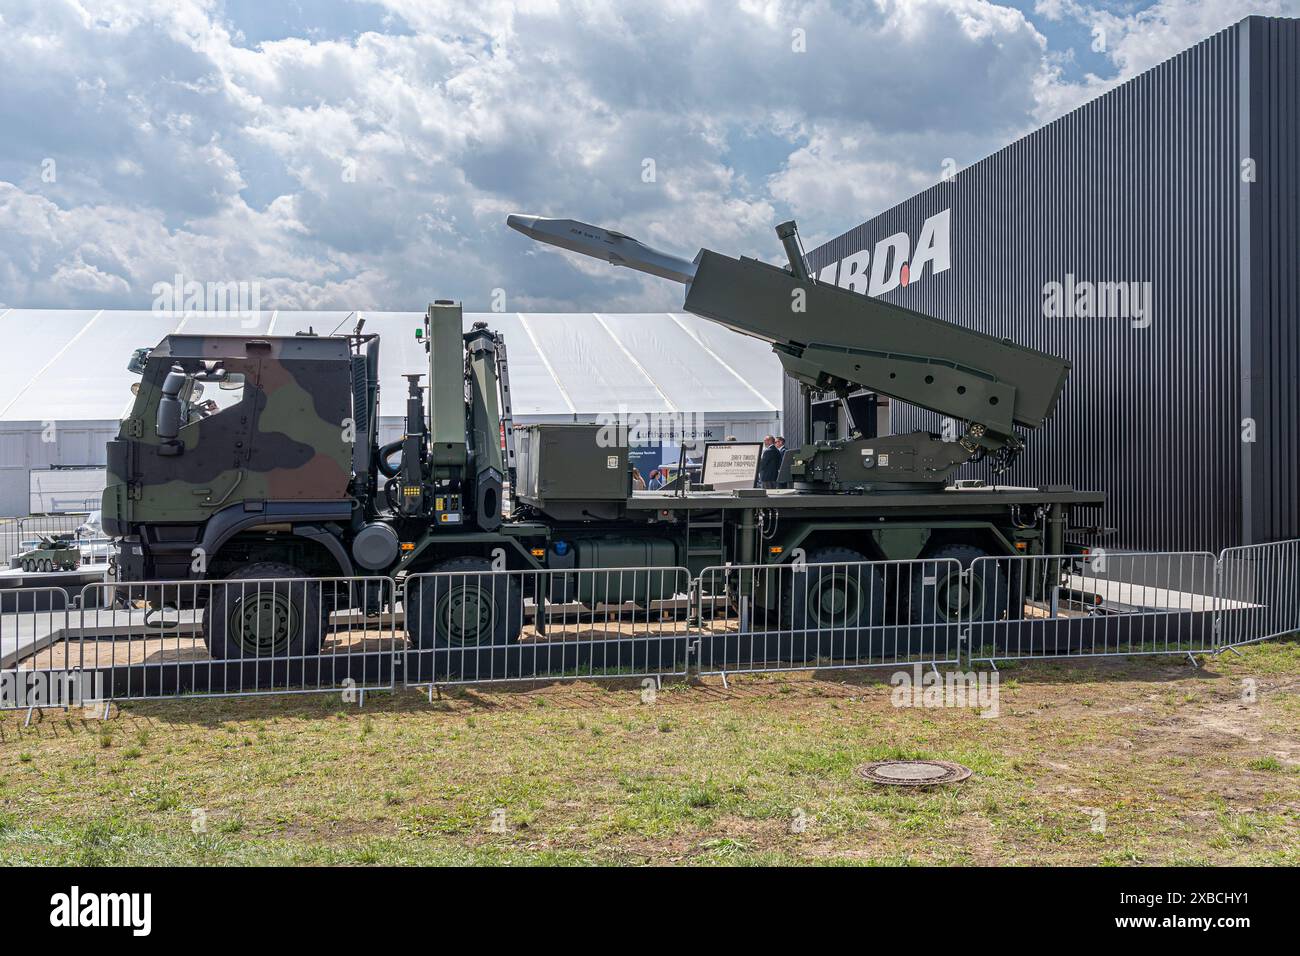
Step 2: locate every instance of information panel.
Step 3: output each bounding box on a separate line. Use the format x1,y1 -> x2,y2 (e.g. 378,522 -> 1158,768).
701,442 -> 762,491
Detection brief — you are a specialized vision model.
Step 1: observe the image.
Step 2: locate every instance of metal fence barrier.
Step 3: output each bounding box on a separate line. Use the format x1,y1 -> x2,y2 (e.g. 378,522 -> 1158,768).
0,523 -> 19,567
1218,540 -> 1300,649
696,558 -> 964,678
1,514 -> 92,566
402,566 -> 693,687
1,587 -> 78,712
2,587 -> 73,663
965,551 -> 1221,665
1,542 -> 1297,711
0,576 -> 399,707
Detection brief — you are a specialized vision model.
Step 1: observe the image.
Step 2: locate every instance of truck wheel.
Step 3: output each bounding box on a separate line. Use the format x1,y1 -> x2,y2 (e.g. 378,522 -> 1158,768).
40,559 -> 52,573
202,562 -> 325,660
784,547 -> 886,662
405,557 -> 524,679
910,544 -> 1009,626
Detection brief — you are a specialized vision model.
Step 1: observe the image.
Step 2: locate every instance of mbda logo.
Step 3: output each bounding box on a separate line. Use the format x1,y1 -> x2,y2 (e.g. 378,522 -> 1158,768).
816,208 -> 951,297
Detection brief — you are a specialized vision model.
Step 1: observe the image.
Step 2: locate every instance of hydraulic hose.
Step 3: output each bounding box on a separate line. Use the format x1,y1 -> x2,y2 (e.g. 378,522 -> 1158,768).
377,440 -> 404,479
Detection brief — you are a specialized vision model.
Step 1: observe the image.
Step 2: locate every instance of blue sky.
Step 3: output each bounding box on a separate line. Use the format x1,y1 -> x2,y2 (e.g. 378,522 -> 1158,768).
0,0 -> 1291,314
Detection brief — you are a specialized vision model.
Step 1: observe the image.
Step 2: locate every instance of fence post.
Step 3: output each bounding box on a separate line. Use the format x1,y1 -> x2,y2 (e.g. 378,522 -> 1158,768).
389,575 -> 403,691
1212,550 -> 1223,655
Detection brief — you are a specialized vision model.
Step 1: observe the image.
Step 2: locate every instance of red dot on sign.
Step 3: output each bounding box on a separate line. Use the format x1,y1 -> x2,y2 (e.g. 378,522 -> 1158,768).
900,262 -> 910,287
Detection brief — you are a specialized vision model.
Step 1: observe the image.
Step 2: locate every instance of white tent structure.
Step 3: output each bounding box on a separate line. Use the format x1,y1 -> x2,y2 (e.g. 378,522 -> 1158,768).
0,308 -> 783,517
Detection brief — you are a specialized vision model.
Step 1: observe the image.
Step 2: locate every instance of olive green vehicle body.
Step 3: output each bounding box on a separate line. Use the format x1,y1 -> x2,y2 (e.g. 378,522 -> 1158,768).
102,336 -> 1099,606
103,220 -> 1102,628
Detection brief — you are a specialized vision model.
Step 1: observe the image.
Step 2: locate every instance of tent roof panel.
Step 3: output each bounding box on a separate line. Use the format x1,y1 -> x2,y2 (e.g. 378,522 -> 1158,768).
0,309 -> 782,423
596,313 -> 778,415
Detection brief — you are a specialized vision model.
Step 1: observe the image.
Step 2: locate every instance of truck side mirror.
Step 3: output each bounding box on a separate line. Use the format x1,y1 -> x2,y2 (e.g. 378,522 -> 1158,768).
156,369 -> 187,455
127,347 -> 151,375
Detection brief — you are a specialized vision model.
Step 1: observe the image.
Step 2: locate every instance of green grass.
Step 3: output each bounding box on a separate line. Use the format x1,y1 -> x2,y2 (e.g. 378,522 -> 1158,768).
0,639 -> 1297,866
1246,756 -> 1285,772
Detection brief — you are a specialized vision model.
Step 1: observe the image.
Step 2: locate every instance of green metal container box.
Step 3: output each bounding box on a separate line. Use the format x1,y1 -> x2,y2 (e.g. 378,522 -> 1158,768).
516,424 -> 629,504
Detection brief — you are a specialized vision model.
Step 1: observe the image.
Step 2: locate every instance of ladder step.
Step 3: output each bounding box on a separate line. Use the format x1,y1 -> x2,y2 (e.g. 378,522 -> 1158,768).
686,510 -> 726,565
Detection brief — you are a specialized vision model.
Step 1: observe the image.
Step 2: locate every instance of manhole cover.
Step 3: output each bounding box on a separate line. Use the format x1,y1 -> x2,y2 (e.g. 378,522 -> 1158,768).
856,760 -> 972,787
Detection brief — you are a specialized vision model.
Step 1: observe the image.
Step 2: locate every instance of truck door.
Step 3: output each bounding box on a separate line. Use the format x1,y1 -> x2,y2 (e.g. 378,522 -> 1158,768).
128,358 -> 257,524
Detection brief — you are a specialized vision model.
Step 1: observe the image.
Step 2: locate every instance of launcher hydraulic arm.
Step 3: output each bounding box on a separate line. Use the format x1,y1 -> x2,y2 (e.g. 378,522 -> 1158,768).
507,214 -> 1071,492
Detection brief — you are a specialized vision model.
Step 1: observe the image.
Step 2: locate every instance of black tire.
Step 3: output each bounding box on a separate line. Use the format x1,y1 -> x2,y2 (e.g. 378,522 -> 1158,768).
405,557 -> 524,680
40,559 -> 52,573
202,562 -> 325,660
783,547 -> 886,663
910,544 -> 1010,626
20,558 -> 32,572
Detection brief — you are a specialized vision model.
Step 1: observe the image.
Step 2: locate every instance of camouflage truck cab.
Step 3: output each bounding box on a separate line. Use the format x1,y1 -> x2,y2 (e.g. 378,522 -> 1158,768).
103,333 -> 356,582
103,313 -> 538,663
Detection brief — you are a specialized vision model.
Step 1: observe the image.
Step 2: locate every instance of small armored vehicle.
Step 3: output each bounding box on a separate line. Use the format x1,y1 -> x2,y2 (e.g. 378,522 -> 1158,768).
17,534 -> 81,573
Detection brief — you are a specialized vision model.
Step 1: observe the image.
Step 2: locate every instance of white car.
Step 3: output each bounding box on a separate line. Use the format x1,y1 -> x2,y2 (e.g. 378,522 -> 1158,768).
77,510 -> 103,538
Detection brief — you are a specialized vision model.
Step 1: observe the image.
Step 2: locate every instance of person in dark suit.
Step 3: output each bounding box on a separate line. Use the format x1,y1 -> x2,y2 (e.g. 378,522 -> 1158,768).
775,436 -> 794,488
758,435 -> 782,488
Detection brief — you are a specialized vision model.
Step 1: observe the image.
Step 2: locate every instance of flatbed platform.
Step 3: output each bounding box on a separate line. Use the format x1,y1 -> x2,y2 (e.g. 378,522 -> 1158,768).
0,565 -> 106,593
625,485 -> 1105,511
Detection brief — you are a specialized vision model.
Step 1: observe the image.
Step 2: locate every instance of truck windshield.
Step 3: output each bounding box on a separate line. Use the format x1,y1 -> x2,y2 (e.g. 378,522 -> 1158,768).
182,373 -> 245,423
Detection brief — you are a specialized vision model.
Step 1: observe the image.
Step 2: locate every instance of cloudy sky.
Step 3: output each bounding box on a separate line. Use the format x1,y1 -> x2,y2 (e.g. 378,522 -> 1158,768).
0,0 -> 1291,313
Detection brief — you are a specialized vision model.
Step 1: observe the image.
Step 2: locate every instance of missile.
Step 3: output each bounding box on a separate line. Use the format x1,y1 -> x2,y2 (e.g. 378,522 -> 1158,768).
506,214 -> 698,285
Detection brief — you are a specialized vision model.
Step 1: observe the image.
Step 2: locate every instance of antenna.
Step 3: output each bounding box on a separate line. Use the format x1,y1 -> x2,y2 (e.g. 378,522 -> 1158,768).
329,310 -> 358,336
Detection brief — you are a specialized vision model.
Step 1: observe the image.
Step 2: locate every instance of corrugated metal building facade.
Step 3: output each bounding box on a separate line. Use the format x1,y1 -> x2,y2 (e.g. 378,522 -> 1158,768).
793,15 -> 1298,554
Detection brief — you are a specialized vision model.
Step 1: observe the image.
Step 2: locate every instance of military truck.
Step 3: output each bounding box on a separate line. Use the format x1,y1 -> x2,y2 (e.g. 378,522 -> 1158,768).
102,217 -> 1102,663
17,534 -> 81,573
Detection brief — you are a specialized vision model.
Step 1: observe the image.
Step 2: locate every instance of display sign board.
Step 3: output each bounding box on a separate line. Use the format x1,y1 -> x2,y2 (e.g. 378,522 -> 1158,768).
701,442 -> 762,491
629,443 -> 663,488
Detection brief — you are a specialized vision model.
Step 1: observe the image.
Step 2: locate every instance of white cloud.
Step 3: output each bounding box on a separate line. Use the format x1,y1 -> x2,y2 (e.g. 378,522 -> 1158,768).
0,0 -> 1288,313
1031,0 -> 1300,121
1090,0 -> 1296,78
